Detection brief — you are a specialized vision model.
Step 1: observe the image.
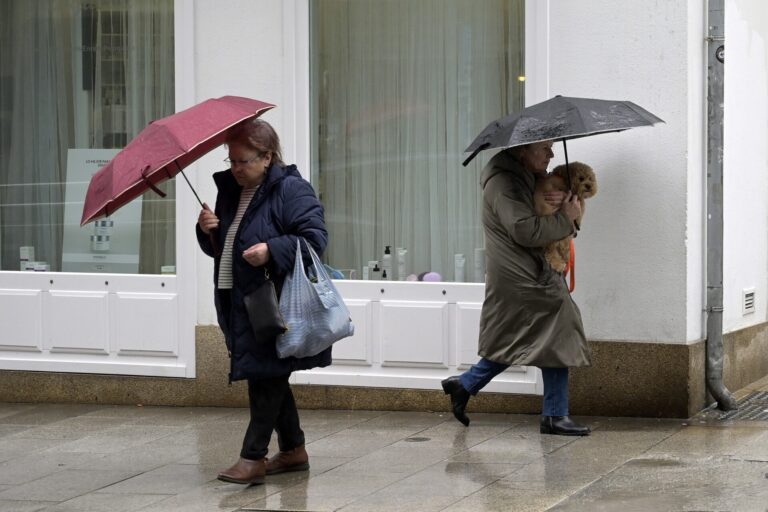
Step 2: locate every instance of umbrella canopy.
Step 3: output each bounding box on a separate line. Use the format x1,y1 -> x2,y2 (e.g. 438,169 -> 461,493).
462,95 -> 664,167
81,95 -> 275,225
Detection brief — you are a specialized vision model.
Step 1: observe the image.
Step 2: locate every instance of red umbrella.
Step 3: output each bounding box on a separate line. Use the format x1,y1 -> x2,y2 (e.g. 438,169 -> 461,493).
80,95 -> 275,225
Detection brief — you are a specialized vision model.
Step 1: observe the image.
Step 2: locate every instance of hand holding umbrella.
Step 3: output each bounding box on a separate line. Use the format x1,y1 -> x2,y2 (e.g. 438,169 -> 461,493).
197,203 -> 219,234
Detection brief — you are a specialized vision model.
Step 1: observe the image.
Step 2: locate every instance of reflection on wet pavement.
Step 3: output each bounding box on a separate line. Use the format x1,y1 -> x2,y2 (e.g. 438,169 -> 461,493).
0,381 -> 767,511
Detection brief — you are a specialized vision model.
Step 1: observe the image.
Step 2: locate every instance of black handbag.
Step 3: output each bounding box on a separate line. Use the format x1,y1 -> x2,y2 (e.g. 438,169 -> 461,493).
243,268 -> 287,342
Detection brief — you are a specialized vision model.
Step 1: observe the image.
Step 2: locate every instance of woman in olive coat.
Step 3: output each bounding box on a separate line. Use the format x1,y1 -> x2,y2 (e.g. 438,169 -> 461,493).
442,140 -> 591,435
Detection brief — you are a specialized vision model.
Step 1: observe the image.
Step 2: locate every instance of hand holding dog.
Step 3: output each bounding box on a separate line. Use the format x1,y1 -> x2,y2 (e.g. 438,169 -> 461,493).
561,192 -> 582,222
543,190 -> 566,208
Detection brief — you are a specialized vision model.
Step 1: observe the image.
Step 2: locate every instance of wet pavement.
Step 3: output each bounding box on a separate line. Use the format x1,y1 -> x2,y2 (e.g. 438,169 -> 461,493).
0,378 -> 767,511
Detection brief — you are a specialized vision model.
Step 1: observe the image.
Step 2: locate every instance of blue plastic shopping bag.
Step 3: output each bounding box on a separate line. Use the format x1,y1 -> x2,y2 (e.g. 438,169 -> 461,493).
276,239 -> 354,358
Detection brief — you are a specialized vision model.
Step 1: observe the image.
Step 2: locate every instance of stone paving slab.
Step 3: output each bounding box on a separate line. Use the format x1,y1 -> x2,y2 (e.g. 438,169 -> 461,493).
0,376 -> 767,511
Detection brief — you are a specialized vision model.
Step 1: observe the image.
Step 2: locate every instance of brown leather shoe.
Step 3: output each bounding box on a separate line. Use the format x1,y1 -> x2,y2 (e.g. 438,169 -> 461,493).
217,457 -> 266,484
266,445 -> 309,475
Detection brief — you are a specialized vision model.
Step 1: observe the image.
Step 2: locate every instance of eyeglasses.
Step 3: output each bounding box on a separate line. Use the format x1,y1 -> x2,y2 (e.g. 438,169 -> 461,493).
224,155 -> 262,167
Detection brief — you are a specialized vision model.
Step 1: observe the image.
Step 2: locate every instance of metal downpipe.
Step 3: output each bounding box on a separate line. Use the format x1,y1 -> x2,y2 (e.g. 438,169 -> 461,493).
705,0 -> 737,411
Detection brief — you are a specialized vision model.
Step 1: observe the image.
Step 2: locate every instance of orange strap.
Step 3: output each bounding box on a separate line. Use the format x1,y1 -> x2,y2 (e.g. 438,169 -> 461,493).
563,239 -> 576,292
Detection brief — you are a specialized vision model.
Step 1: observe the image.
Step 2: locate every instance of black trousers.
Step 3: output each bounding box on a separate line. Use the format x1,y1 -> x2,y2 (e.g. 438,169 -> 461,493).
241,375 -> 305,460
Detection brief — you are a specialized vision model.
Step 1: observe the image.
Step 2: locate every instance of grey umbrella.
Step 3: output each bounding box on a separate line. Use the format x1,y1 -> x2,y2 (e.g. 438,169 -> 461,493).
461,96 -> 664,178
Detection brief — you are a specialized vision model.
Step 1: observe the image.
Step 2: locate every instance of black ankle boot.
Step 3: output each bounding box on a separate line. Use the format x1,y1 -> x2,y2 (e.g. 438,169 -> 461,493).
441,376 -> 471,426
540,415 -> 590,436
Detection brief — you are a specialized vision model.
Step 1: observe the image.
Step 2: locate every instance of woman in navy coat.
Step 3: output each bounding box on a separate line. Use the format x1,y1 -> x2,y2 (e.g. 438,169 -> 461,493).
197,119 -> 329,485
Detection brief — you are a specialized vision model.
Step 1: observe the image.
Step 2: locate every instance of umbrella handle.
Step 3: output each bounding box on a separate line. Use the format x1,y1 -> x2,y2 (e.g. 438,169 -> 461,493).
140,167 -> 167,198
462,143 -> 490,167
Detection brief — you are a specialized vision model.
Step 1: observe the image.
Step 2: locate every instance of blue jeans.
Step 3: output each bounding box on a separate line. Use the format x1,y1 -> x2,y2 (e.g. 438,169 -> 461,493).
459,358 -> 570,416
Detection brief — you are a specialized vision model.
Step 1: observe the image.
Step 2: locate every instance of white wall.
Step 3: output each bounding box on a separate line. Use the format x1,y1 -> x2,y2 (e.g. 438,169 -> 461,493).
548,1 -> 697,343
186,0 -> 768,347
185,0 -> 307,325
723,0 -> 768,332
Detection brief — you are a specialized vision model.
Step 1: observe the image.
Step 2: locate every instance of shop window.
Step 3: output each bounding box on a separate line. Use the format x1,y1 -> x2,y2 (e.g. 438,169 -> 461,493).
0,0 -> 175,275
309,0 -> 525,283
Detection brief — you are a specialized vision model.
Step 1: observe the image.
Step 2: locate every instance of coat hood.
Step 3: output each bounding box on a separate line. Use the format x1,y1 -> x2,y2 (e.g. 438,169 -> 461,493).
479,149 -> 534,192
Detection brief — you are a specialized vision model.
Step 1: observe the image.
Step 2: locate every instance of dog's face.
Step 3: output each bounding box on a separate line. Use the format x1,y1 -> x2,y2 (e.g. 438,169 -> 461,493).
551,162 -> 597,199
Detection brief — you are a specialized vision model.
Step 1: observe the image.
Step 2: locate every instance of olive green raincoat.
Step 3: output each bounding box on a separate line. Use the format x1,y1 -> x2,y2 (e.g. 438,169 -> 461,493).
477,150 -> 591,368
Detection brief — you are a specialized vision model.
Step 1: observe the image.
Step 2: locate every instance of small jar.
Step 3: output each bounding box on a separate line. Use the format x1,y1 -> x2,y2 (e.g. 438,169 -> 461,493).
91,235 -> 111,252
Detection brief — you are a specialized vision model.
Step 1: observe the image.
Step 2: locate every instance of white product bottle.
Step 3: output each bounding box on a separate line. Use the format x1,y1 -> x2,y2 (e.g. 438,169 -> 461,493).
367,260 -> 379,280
474,247 -> 486,282
370,263 -> 382,280
397,248 -> 407,281
382,246 -> 392,281
454,253 -> 466,282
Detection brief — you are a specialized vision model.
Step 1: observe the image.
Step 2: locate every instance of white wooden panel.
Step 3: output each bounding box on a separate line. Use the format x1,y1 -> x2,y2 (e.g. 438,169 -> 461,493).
0,289 -> 43,351
381,300 -> 448,367
0,272 -> 191,377
456,301 -> 483,368
111,292 -> 178,356
45,290 -> 109,354
331,299 -> 372,365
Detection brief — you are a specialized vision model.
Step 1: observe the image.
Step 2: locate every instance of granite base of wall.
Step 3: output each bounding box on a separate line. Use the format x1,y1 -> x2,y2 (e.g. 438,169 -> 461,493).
0,324 -> 766,418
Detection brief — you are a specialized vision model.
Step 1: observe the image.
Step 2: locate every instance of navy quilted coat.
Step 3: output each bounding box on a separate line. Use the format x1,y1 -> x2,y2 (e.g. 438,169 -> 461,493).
196,163 -> 331,381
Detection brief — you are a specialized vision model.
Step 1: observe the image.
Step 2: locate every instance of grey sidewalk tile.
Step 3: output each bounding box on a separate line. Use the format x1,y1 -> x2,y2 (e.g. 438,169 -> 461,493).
327,443 -> 457,475
44,424 -> 181,455
243,471 -> 407,511
133,480 -> 286,512
42,492 -> 172,512
731,430 -> 768,461
338,492 -> 460,512
66,439 -> 198,473
643,424 -> 767,458
498,428 -> 679,491
7,416 -> 130,441
0,469 -> 137,502
0,403 -> 38,421
389,419 -> 515,459
0,438 -> 62,464
305,427 -> 419,458
353,411 -> 448,430
373,460 -> 520,499
0,500 -> 57,512
0,426 -> 27,438
548,456 -> 768,512
97,463 -> 219,495
0,451 -> 97,485
82,405 -> 237,426
0,404 -> 104,426
448,430 -> 572,465
441,480 -> 571,512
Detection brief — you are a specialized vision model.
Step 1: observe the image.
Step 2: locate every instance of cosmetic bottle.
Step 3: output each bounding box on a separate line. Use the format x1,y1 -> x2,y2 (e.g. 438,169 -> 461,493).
474,248 -> 486,282
397,248 -> 407,281
454,253 -> 466,282
367,260 -> 379,280
382,246 -> 392,281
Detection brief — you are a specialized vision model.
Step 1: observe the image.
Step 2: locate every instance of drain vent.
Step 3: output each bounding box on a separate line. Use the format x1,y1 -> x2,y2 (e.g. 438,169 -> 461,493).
404,437 -> 431,442
718,391 -> 768,421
